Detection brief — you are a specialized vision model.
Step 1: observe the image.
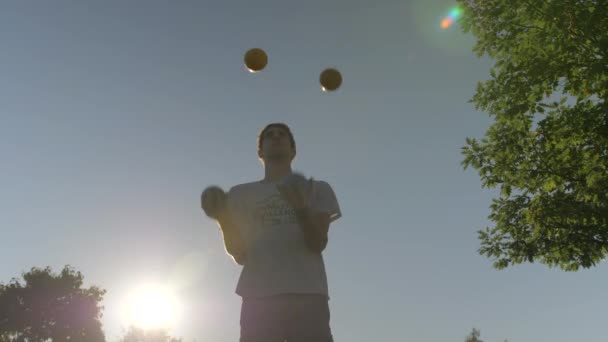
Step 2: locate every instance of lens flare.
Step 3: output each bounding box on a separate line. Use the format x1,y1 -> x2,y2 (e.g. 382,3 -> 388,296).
441,6 -> 462,29
449,7 -> 462,19
411,1 -> 474,56
441,18 -> 453,29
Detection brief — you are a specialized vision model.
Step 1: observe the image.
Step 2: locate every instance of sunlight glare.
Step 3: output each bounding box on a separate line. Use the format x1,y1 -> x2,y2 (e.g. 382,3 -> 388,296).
125,284 -> 182,330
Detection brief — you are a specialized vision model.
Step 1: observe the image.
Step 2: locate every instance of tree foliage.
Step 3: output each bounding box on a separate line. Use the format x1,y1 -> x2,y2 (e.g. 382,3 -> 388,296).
0,265 -> 106,341
465,328 -> 484,342
458,0 -> 608,270
118,325 -> 182,342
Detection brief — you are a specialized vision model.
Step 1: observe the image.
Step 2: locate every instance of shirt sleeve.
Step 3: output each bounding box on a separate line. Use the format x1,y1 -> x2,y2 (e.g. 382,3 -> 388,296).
311,180 -> 342,223
226,186 -> 245,227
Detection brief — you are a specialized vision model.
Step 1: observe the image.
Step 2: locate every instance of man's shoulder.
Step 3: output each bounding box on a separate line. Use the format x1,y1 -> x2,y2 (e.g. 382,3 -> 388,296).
230,179 -> 335,193
228,181 -> 261,194
312,179 -> 333,190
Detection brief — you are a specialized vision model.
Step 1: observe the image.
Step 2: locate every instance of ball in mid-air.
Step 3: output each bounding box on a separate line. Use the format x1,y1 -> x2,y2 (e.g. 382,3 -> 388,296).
319,68 -> 342,92
244,48 -> 268,72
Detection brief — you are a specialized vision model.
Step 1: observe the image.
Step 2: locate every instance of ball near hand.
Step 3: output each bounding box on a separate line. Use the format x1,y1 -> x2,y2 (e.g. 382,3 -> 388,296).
319,68 -> 342,92
201,185 -> 226,219
244,48 -> 268,73
282,172 -> 311,192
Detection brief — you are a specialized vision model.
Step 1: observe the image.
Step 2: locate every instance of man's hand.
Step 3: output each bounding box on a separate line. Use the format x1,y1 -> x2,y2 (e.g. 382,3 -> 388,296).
276,173 -> 313,210
277,173 -> 331,253
201,186 -> 227,220
294,207 -> 330,253
202,186 -> 247,264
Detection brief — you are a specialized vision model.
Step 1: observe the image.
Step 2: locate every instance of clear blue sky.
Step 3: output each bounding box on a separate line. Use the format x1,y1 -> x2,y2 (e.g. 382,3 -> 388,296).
1,1 -> 607,341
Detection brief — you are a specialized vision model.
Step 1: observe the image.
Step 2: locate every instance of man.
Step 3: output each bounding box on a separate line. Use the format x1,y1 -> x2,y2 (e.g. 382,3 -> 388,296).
201,122 -> 342,342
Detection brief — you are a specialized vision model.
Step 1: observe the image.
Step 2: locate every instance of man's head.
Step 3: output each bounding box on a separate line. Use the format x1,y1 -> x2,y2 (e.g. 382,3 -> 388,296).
257,123 -> 296,164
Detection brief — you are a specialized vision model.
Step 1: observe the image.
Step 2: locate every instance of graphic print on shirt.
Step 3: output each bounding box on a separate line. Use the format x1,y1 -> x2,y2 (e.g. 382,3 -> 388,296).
253,194 -> 297,228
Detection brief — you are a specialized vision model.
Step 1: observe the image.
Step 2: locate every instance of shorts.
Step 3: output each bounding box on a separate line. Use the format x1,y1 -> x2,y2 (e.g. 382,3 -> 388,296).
239,293 -> 334,342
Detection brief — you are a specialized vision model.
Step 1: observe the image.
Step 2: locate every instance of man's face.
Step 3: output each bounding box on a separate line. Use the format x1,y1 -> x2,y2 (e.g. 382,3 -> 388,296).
258,126 -> 295,162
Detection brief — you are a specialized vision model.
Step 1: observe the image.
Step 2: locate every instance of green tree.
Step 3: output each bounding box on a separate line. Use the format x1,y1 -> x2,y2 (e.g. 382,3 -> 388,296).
465,328 -> 483,342
0,265 -> 106,341
458,0 -> 608,271
118,325 -> 182,342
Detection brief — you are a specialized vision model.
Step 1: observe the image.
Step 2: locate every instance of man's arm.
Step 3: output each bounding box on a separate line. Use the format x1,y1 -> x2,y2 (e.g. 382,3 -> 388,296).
295,207 -> 331,253
216,211 -> 247,265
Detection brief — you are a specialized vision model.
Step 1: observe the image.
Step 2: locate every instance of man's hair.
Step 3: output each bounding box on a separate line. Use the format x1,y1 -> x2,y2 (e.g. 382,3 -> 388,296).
257,122 -> 296,151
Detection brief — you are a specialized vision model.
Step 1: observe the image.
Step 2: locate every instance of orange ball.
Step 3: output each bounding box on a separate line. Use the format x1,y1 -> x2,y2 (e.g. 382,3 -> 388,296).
244,48 -> 268,72
319,68 -> 342,92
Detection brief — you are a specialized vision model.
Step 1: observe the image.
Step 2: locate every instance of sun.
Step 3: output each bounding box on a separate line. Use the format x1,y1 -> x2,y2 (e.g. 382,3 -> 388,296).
125,284 -> 182,330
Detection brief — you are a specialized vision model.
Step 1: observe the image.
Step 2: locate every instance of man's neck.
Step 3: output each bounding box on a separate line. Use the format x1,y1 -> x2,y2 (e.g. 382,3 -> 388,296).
262,162 -> 292,183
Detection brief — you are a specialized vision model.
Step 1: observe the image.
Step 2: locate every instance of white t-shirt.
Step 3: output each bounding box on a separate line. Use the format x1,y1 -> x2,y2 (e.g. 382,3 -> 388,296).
226,179 -> 341,299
